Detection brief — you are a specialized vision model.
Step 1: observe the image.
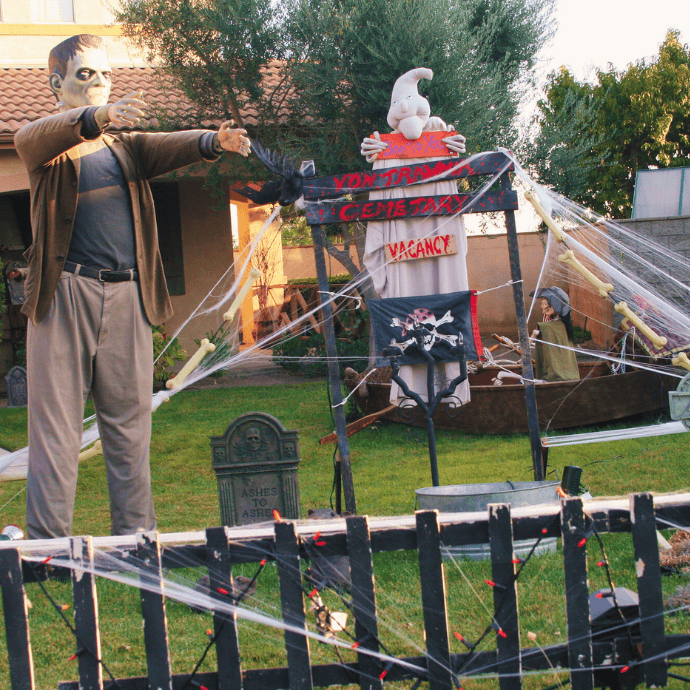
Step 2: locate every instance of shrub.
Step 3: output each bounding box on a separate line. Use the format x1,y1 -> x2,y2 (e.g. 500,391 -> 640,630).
152,325 -> 187,383
272,330 -> 368,377
194,330 -> 235,378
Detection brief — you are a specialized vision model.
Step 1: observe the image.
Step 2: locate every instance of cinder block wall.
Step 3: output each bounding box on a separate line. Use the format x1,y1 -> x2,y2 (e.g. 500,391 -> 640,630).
618,216 -> 690,261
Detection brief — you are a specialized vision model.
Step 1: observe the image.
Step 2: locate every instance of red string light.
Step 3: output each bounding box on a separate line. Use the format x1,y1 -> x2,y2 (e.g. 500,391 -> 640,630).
42,556 -> 53,564
272,509 -> 282,522
351,642 -> 360,649
541,528 -> 548,534
485,579 -> 496,588
621,665 -> 630,674
497,629 -> 507,639
309,588 -> 319,598
315,540 -> 327,547
595,592 -> 604,599
68,653 -> 77,661
217,587 -> 229,596
557,486 -> 567,498
577,537 -> 588,548
597,560 -> 606,567
313,532 -> 321,540
260,559 -> 267,566
379,670 -> 388,680
454,632 -> 464,641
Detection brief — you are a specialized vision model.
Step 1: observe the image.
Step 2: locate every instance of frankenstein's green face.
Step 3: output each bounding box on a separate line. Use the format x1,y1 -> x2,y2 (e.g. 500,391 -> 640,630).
50,47 -> 112,110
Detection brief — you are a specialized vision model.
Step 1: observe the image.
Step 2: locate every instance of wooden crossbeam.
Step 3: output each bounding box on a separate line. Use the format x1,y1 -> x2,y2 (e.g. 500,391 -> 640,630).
303,152 -> 514,200
70,537 -> 102,690
305,190 -> 518,226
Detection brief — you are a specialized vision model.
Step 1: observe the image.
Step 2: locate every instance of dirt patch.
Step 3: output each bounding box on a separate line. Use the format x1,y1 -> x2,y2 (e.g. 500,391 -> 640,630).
183,370 -> 324,390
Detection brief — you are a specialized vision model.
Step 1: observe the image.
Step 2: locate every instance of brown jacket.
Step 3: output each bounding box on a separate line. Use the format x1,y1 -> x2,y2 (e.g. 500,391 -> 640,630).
15,107 -> 216,325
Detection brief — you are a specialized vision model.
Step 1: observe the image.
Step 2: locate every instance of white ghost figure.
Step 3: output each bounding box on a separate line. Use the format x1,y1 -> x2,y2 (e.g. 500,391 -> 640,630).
360,68 -> 466,161
387,67 -> 433,140
360,69 -> 471,407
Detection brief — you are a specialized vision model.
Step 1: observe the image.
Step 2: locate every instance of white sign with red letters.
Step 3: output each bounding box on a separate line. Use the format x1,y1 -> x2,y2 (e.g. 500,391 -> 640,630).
384,233 -> 458,263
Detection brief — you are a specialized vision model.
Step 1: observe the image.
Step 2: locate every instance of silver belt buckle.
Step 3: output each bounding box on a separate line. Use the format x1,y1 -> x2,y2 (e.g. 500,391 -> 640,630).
98,269 -> 112,282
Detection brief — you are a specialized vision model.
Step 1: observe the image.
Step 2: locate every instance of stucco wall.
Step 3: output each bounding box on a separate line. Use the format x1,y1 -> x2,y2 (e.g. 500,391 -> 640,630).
0,151 -> 29,194
0,0 -> 144,69
281,232 -> 547,337
165,179 -> 236,355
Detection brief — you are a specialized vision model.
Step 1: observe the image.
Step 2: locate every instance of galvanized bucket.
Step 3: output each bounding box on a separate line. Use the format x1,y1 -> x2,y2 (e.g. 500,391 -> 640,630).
415,481 -> 560,560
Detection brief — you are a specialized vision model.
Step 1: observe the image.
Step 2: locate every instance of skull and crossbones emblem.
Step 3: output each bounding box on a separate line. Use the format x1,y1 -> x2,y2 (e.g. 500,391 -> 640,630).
390,307 -> 460,353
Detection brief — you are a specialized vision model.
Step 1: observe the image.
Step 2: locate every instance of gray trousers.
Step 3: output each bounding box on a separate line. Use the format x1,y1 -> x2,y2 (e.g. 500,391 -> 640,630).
26,272 -> 156,538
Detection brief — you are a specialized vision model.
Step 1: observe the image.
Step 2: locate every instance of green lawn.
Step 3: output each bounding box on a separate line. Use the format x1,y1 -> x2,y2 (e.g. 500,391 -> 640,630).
1,380 -> 689,689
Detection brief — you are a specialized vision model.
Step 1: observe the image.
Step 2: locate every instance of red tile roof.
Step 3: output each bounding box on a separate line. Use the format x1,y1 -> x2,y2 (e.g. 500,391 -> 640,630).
0,63 -> 289,139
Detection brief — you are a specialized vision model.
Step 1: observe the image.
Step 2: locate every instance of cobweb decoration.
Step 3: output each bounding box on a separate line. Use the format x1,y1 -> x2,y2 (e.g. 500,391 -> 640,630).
505,151 -> 690,378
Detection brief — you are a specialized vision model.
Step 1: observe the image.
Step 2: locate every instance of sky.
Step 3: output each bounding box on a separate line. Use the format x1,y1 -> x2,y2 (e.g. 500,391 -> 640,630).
537,0 -> 690,84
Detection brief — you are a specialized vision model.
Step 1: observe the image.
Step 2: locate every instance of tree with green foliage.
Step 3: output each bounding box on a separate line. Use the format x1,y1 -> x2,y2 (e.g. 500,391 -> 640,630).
117,0 -> 289,183
280,0 -> 555,173
117,0 -> 555,177
528,29 -> 690,218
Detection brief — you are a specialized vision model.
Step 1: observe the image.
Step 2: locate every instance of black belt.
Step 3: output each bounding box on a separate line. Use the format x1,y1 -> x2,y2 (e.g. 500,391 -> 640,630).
64,261 -> 138,283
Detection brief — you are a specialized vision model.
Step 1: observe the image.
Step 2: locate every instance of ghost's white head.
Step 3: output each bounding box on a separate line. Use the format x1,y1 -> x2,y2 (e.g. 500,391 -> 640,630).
387,67 -> 433,140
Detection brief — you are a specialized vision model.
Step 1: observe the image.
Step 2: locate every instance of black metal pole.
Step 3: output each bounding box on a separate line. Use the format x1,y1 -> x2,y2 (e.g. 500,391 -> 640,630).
310,224 -> 357,514
425,360 -> 440,487
334,452 -> 342,515
502,174 -> 544,480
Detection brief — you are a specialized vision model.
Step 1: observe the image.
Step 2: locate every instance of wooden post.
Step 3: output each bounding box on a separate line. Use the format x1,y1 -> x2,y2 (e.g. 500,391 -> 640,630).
502,173 -> 543,481
0,547 -> 35,690
275,521 -> 313,690
560,498 -> 593,690
136,532 -> 173,690
346,516 -> 382,690
206,526 -> 244,690
630,493 -> 667,687
70,536 -> 103,690
416,510 -> 453,690
310,223 -> 357,514
489,504 -> 521,690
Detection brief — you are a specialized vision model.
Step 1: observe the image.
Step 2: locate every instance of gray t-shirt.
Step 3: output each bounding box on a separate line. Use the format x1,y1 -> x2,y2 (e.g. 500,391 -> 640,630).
67,138 -> 136,271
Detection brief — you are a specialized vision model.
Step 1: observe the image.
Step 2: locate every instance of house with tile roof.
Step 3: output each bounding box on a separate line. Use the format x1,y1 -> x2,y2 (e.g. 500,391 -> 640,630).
0,0 -> 288,376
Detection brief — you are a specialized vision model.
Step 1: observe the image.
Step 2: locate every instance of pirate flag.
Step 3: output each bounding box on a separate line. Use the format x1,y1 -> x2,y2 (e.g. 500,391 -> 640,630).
369,290 -> 482,366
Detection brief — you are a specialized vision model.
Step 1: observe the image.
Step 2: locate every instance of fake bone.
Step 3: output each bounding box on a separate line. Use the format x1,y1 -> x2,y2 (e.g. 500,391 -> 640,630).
167,268 -> 261,390
558,249 -> 614,298
390,330 -> 458,353
615,301 -> 668,351
523,189 -> 567,242
391,309 -> 454,336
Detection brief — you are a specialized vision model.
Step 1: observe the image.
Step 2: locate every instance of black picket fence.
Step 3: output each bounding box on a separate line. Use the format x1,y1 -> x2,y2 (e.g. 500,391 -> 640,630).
1,493 -> 690,690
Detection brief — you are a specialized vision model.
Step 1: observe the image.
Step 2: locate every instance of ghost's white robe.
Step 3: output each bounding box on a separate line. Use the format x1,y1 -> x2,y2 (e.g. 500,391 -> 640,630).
363,150 -> 471,406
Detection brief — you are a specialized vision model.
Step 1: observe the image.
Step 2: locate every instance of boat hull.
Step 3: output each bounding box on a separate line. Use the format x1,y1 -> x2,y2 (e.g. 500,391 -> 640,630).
347,364 -> 677,435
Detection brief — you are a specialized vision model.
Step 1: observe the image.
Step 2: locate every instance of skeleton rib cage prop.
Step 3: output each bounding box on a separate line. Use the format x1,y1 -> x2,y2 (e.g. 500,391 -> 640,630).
1,493 -> 689,690
301,151 -> 544,512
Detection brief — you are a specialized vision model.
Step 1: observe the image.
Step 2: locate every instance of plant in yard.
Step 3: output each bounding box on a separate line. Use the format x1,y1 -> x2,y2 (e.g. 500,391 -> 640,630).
194,328 -> 236,378
272,330 -> 369,377
152,325 -> 187,383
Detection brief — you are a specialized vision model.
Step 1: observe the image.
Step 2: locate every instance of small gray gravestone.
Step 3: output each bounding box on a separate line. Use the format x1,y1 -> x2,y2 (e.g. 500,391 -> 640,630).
211,412 -> 300,526
5,366 -> 28,407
